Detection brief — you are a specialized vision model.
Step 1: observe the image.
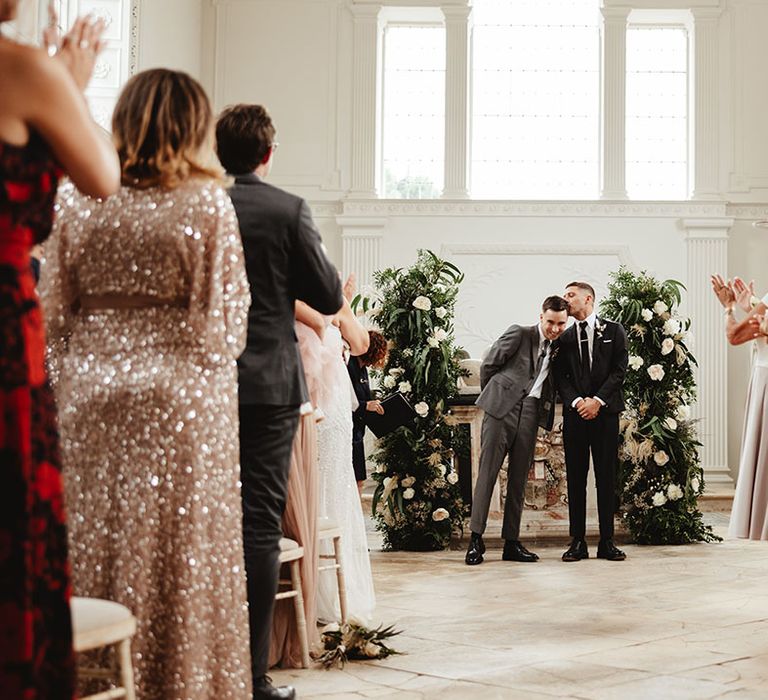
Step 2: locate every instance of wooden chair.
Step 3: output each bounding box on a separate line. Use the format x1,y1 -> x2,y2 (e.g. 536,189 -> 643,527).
317,517 -> 348,624
71,597 -> 137,700
276,537 -> 310,668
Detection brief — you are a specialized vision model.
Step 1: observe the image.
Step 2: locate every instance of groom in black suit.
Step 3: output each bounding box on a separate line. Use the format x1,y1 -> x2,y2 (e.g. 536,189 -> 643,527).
555,282 -> 628,562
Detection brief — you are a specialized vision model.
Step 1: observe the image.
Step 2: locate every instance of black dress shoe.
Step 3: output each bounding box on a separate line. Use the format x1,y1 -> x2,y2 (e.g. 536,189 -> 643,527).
562,538 -> 589,562
597,539 -> 626,561
254,675 -> 296,700
465,532 -> 485,565
502,539 -> 539,562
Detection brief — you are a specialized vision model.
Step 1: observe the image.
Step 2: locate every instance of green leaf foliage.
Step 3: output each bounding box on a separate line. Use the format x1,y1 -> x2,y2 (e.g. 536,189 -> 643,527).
600,267 -> 720,544
356,250 -> 469,551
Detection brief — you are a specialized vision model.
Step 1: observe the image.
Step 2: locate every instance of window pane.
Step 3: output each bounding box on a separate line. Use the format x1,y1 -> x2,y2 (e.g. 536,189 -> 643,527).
626,26 -> 689,200
382,26 -> 445,199
471,0 -> 600,199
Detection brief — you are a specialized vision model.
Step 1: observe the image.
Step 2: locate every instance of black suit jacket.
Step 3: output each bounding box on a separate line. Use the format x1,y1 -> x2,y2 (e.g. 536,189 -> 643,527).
347,357 -> 371,442
553,318 -> 628,414
476,324 -> 558,430
228,173 -> 343,405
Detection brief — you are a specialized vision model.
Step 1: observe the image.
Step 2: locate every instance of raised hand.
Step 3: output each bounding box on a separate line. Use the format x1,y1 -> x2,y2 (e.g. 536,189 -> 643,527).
342,273 -> 356,303
732,277 -> 756,313
710,274 -> 736,309
51,13 -> 107,92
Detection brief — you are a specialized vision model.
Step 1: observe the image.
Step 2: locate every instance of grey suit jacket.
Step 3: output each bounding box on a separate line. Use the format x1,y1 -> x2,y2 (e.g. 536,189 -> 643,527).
475,324 -> 556,429
228,173 -> 343,405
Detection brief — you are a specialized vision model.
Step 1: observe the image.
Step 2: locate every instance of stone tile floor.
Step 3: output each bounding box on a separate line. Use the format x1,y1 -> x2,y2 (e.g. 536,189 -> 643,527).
271,521 -> 768,699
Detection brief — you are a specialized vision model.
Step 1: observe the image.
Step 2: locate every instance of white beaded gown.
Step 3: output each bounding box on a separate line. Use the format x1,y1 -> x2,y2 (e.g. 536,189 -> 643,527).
316,324 -> 376,623
39,179 -> 252,699
729,336 -> 768,540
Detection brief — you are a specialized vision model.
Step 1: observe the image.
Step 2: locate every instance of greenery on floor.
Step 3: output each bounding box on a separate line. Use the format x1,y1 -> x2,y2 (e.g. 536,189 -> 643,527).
354,250 -> 468,551
600,267 -> 720,544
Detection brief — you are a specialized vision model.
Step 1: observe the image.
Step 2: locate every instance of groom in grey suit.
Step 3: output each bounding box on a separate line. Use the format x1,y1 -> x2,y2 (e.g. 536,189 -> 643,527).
466,296 -> 569,565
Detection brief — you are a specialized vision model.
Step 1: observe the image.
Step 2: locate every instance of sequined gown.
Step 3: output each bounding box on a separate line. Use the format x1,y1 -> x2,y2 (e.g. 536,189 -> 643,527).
0,135 -> 74,699
316,324 -> 375,623
39,179 -> 252,700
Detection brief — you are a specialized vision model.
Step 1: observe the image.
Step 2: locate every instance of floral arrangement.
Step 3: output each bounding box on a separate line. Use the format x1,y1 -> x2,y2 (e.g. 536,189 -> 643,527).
353,250 -> 468,551
600,267 -> 720,544
313,620 -> 402,669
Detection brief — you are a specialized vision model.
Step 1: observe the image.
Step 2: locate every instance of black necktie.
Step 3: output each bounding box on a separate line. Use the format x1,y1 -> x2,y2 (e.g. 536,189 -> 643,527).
579,321 -> 591,378
535,339 -> 550,376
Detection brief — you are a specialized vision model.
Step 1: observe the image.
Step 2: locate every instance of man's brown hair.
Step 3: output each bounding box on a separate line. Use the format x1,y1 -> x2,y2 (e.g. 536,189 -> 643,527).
565,281 -> 596,300
112,69 -> 221,189
542,295 -> 569,313
215,104 -> 276,174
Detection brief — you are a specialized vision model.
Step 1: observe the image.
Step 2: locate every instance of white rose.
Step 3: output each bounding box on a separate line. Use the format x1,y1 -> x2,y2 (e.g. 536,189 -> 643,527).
667,483 -> 684,501
389,367 -> 404,376
363,642 -> 381,658
401,476 -> 416,488
432,508 -> 450,522
402,487 -> 415,500
375,464 -> 387,473
653,300 -> 669,315
628,355 -> 644,370
414,401 -> 429,417
661,338 -> 675,356
676,404 -> 691,421
399,381 -> 412,393
663,417 -> 678,431
447,472 -> 459,485
654,450 -> 670,466
427,336 -> 439,348
663,318 -> 681,336
412,296 -> 432,311
433,328 -> 448,342
647,364 -> 665,381
652,491 -> 668,507
691,476 -> 701,493
641,308 -> 653,322
437,464 -> 447,477
383,375 -> 396,389
435,306 -> 447,319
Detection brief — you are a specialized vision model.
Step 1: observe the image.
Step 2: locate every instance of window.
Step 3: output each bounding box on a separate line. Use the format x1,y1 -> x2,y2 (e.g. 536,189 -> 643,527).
471,0 -> 600,199
381,25 -> 446,199
626,25 -> 689,200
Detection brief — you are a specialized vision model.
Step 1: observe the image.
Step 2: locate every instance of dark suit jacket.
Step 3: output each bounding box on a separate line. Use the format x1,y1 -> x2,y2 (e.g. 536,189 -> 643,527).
228,173 -> 343,405
553,318 -> 628,414
347,357 -> 371,442
475,324 -> 557,430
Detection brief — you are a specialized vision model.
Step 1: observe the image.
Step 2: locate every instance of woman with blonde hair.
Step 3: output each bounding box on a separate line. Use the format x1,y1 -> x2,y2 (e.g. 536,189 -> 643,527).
39,69 -> 252,699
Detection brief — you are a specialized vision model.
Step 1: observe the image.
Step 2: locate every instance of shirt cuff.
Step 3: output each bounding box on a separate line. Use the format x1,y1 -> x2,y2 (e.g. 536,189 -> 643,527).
594,396 -> 606,407
571,397 -> 583,408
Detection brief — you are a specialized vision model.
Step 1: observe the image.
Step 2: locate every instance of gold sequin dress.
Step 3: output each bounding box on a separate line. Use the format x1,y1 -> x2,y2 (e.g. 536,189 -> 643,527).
39,179 -> 252,700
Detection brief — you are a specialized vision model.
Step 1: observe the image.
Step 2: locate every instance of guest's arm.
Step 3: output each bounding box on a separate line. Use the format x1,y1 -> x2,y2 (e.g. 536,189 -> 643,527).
295,300 -> 326,339
336,297 -> 369,356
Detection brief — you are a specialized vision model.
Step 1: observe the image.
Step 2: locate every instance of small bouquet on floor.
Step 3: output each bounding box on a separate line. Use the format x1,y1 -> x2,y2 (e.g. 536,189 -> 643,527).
313,619 -> 402,669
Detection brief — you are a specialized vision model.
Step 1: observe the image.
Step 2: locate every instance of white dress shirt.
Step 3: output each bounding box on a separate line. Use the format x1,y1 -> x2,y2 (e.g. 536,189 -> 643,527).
528,325 -> 552,400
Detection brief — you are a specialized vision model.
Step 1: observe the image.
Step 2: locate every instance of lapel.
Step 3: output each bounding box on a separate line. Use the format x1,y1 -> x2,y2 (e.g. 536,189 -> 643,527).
528,325 -> 538,372
591,317 -> 606,375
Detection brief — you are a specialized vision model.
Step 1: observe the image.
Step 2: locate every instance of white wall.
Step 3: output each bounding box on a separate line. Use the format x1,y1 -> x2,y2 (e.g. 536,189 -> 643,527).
131,0 -> 768,480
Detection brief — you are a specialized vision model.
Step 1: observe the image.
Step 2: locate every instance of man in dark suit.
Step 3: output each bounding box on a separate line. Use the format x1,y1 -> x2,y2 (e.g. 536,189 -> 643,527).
466,296 -> 569,566
555,281 -> 628,562
216,104 -> 343,700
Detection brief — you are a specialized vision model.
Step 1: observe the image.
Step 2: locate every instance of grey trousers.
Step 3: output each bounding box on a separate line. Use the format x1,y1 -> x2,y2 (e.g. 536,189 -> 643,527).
470,396 -> 540,540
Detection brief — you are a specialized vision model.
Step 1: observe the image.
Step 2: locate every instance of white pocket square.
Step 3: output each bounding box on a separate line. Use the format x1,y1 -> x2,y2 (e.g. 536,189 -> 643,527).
602,339 -> 612,343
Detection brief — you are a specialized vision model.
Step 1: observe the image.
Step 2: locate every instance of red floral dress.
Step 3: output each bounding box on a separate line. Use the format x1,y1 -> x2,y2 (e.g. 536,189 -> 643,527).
0,133 -> 74,699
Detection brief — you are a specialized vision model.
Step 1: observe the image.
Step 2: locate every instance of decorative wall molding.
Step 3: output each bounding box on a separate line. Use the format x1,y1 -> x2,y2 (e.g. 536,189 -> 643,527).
336,199 -> 728,218
442,243 -> 638,269
339,216 -> 386,288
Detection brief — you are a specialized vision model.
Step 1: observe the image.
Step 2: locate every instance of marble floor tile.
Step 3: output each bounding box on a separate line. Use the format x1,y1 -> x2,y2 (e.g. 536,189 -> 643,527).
269,530 -> 768,700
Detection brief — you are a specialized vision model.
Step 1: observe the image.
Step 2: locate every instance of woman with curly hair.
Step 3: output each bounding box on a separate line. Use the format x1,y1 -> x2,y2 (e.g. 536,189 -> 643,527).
347,330 -> 389,494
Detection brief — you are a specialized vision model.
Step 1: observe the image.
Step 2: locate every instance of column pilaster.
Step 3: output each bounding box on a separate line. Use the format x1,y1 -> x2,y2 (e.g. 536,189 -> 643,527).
681,217 -> 734,487
601,7 -> 629,200
338,216 -> 386,289
441,5 -> 472,199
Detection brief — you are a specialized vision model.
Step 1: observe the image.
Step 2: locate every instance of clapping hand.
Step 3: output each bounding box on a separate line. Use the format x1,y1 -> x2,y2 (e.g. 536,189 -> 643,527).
732,277 -> 756,313
710,274 -> 736,309
43,2 -> 107,92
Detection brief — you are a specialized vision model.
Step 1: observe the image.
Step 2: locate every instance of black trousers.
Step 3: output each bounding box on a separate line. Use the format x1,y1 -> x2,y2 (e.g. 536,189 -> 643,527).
239,403 -> 300,683
562,408 -> 619,540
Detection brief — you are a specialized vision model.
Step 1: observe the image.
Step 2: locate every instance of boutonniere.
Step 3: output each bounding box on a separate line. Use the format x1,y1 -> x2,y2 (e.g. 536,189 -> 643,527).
595,319 -> 606,340
550,344 -> 560,361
